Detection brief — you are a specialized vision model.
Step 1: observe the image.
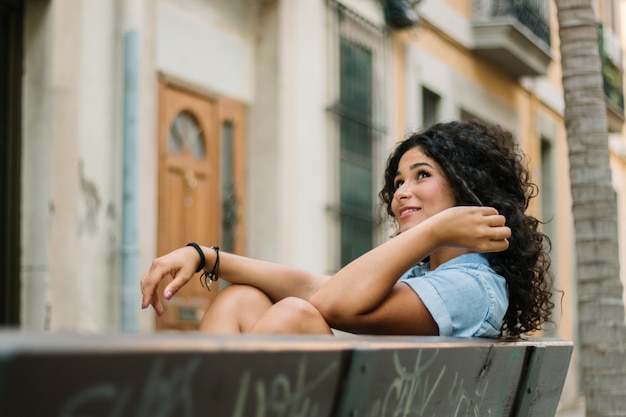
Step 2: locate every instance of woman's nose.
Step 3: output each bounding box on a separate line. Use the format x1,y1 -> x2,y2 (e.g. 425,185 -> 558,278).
394,185 -> 410,200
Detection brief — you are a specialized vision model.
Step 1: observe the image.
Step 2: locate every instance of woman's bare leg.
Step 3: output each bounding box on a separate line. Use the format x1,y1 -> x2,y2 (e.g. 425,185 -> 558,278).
250,297 -> 333,334
199,284 -> 273,333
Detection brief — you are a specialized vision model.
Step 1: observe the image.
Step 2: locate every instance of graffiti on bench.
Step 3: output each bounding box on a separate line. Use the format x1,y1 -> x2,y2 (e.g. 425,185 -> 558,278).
0,334 -> 572,417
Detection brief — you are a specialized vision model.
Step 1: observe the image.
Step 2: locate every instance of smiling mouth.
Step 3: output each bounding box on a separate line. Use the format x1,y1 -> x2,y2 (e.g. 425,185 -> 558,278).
399,207 -> 420,218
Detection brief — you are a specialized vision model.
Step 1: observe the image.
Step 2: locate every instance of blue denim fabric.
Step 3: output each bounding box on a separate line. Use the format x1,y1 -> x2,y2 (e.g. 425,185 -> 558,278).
399,253 -> 508,337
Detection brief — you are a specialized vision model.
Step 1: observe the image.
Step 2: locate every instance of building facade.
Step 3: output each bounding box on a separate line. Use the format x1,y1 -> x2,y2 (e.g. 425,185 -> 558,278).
2,0 -> 625,413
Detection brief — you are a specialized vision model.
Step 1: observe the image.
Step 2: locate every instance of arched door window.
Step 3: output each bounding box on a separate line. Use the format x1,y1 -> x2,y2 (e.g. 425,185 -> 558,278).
168,110 -> 206,159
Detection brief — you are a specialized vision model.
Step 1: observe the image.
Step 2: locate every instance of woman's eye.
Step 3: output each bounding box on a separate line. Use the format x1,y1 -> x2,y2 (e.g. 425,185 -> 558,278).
394,180 -> 404,190
417,171 -> 430,180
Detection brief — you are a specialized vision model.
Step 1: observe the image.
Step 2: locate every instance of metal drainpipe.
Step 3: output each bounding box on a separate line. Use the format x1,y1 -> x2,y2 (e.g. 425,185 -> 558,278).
121,0 -> 141,332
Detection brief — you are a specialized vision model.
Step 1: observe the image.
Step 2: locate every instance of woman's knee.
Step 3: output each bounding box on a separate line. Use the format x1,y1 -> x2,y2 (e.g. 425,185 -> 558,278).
252,297 -> 332,334
212,284 -> 271,309
279,297 -> 321,317
200,284 -> 273,333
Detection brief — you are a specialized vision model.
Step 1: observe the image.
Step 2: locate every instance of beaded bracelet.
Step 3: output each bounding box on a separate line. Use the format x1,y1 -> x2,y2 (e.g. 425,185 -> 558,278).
186,242 -> 220,292
202,246 -> 220,291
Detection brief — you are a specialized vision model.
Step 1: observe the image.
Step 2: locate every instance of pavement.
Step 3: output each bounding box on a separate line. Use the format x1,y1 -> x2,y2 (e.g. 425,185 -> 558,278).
556,403 -> 585,417
556,410 -> 584,417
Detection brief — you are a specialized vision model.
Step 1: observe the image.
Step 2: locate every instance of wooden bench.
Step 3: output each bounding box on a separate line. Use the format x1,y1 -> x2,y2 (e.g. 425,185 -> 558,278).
0,332 -> 572,417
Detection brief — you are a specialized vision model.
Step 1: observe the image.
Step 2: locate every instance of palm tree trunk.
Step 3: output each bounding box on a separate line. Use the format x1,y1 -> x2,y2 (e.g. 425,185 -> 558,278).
556,0 -> 626,415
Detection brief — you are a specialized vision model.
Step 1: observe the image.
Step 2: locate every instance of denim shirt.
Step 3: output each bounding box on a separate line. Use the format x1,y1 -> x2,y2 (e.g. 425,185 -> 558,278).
399,253 -> 508,337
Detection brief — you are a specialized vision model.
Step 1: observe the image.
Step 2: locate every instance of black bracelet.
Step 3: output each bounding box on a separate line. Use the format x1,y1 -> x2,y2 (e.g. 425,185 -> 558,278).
201,246 -> 220,292
186,242 -> 205,273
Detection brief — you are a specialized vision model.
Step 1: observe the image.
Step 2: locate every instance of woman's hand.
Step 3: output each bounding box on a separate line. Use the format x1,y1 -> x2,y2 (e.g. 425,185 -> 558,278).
140,246 -> 202,316
428,206 -> 511,253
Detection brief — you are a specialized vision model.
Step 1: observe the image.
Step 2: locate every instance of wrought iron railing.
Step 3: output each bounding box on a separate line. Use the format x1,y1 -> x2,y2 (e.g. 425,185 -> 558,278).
489,0 -> 551,47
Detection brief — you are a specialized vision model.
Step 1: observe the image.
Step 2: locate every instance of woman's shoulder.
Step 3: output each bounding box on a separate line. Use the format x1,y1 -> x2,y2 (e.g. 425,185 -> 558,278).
401,253 -> 508,337
399,253 -> 499,282
433,253 -> 507,299
436,252 -> 492,271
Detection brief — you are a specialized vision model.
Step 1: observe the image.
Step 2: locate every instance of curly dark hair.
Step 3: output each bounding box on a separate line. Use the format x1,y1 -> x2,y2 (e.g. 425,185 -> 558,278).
379,120 -> 554,337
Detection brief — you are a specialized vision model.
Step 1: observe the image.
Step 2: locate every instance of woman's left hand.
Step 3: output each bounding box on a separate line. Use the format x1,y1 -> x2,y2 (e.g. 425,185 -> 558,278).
428,206 -> 511,253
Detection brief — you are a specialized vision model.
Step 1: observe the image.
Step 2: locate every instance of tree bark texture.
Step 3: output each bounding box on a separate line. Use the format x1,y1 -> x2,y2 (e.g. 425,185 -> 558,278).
556,0 -> 626,415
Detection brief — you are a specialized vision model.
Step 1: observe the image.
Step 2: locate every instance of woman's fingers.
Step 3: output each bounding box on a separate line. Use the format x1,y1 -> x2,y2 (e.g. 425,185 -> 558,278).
149,289 -> 164,317
434,206 -> 511,253
140,270 -> 165,316
163,272 -> 188,301
140,247 -> 198,316
140,272 -> 156,309
486,213 -> 506,227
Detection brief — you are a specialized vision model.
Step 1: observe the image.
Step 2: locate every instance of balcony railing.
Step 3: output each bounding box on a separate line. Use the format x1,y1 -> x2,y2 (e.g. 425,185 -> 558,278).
472,0 -> 552,77
491,0 -> 550,47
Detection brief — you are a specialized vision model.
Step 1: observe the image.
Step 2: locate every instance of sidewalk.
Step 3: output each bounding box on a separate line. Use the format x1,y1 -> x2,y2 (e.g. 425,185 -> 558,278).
557,410 -> 584,417
556,402 -> 585,417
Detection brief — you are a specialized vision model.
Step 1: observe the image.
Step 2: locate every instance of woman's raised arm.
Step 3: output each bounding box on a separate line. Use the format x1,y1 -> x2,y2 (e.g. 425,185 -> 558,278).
309,206 -> 510,329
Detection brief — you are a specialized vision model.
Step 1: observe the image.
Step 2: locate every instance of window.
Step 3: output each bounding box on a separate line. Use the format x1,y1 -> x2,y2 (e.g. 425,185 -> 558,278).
221,121 -> 236,253
422,86 -> 441,128
540,139 -> 556,238
168,111 -> 205,158
338,37 -> 374,266
328,2 -> 389,268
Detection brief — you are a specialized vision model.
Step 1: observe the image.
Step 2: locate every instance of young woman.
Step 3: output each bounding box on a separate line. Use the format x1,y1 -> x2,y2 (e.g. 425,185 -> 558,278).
140,120 -> 553,338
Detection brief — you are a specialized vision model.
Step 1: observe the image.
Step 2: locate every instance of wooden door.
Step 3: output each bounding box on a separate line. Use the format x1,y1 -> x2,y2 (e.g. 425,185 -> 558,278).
157,79 -> 220,330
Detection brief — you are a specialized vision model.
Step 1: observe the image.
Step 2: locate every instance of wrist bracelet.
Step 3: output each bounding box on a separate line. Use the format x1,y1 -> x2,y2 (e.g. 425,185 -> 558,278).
186,243 -> 220,292
186,242 -> 205,273
201,246 -> 220,292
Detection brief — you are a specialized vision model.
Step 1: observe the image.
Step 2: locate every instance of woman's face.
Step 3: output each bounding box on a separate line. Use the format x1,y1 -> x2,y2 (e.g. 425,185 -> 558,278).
390,146 -> 456,233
